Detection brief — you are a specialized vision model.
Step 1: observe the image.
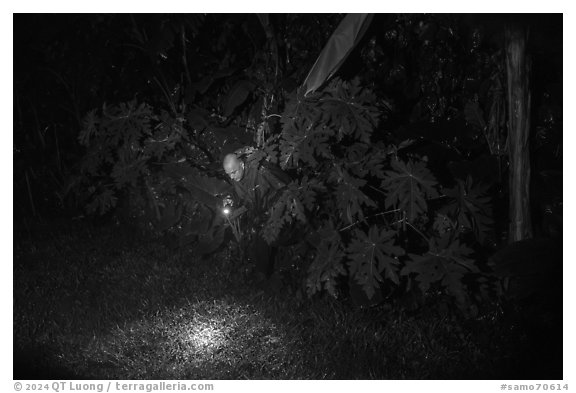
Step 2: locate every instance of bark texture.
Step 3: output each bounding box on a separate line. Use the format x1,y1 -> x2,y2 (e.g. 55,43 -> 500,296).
505,26 -> 533,242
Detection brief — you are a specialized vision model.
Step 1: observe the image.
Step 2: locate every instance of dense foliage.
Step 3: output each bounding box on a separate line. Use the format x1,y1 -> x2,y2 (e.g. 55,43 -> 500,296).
15,14 -> 562,314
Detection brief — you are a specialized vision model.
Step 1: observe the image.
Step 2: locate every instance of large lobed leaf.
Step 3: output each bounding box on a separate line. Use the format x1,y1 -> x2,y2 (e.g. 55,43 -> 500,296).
401,234 -> 478,304
328,166 -> 376,224
316,78 -> 379,144
279,124 -> 330,170
306,224 -> 346,298
261,177 -> 324,244
346,226 -> 405,300
279,78 -> 380,170
381,157 -> 439,222
442,175 -> 493,243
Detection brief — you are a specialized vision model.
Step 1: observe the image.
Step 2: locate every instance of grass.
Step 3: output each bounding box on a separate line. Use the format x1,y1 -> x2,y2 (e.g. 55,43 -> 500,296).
13,219 -> 562,379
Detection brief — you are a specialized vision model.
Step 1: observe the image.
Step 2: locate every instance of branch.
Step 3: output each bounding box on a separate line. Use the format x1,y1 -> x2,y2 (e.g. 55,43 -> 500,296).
339,209 -> 400,232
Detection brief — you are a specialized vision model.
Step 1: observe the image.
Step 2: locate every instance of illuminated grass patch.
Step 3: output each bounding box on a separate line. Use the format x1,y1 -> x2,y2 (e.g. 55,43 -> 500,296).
79,299 -> 288,379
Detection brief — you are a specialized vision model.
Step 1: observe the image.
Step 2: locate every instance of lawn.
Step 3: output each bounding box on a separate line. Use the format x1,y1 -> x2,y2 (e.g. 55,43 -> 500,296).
13,220 -> 562,379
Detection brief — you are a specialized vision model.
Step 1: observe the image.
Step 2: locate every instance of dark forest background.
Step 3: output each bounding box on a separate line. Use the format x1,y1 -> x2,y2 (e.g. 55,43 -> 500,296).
13,13 -> 564,379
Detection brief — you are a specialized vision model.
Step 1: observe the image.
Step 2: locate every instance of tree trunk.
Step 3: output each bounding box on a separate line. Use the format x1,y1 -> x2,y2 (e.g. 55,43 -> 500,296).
505,26 -> 533,242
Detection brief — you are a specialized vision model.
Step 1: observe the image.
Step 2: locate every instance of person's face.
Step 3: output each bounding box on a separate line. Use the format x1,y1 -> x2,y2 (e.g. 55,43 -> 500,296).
223,155 -> 245,181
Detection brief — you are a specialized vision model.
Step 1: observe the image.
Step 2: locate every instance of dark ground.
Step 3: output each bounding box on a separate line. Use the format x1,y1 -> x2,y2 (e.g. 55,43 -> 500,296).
13,219 -> 563,380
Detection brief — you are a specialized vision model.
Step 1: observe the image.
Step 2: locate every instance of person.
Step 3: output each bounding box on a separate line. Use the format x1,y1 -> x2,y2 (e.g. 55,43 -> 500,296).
223,149 -> 289,211
222,148 -> 290,277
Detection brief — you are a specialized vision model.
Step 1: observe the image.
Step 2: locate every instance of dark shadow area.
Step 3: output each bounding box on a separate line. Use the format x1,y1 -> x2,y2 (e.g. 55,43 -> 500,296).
14,345 -> 89,380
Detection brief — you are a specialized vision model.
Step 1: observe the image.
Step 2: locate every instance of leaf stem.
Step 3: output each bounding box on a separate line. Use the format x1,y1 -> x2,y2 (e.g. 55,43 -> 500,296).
339,209 -> 400,232
404,220 -> 429,243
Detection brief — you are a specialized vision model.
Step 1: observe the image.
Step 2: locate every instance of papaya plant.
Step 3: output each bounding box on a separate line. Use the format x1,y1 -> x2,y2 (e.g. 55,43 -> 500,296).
69,14 -> 508,314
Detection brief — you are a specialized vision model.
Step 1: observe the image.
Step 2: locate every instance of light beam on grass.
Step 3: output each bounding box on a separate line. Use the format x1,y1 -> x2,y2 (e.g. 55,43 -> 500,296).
88,299 -> 288,378
182,321 -> 229,354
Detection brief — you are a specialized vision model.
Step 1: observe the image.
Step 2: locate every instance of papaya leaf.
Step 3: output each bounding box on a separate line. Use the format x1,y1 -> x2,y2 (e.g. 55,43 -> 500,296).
261,174 -> 325,245
279,120 -> 330,169
245,148 -> 267,165
401,234 -> 477,304
280,78 -> 378,170
262,187 -> 301,244
381,157 -> 439,222
442,175 -> 493,243
263,134 -> 281,165
306,235 -> 346,298
364,145 -> 388,180
279,127 -> 304,169
262,191 -> 291,244
340,178 -> 374,223
298,176 -> 326,210
346,226 -> 405,299
318,78 -> 380,143
103,100 -> 154,145
306,220 -> 340,247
